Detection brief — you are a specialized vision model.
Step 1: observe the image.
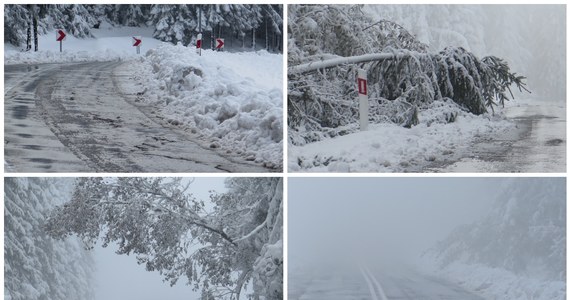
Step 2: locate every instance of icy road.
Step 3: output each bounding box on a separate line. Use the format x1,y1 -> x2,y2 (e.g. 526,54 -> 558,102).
290,265 -> 484,300
4,62 -> 268,172
430,99 -> 566,173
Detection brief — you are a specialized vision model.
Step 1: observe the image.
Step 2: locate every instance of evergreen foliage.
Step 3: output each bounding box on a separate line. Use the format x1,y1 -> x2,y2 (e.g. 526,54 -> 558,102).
288,5 -> 529,145
4,4 -> 283,52
45,177 -> 283,300
428,178 -> 565,282
4,178 -> 95,300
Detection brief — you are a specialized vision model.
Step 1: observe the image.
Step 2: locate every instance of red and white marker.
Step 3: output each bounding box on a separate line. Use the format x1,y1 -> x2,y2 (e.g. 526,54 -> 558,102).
196,33 -> 202,56
357,69 -> 369,131
133,36 -> 142,54
56,29 -> 66,53
215,38 -> 225,50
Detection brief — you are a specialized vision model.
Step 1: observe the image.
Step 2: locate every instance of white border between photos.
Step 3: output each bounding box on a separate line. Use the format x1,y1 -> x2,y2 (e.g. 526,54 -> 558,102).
1,2 -> 568,300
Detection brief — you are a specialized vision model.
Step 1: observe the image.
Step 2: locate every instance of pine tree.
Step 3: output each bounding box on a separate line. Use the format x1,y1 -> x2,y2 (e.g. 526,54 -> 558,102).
4,178 -> 95,300
288,4 -> 529,145
429,178 -> 565,282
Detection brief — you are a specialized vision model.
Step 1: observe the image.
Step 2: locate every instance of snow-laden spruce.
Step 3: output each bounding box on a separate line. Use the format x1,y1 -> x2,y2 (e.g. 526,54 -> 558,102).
45,177 -> 283,300
5,4 -> 282,52
288,5 -> 529,145
4,178 -> 95,300
422,178 -> 566,300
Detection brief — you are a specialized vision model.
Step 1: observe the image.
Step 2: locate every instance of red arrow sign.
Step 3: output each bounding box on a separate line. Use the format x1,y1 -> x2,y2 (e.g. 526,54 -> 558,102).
216,38 -> 224,49
133,37 -> 142,47
56,30 -> 66,42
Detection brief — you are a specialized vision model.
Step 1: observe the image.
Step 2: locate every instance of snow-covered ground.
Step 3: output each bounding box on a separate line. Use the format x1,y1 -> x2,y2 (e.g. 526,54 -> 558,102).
118,44 -> 283,168
5,22 -> 283,170
288,108 -> 513,172
421,262 -> 566,300
5,22 -> 163,64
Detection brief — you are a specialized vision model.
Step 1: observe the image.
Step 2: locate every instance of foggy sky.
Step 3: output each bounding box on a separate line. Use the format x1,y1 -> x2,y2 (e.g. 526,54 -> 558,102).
94,177 -> 227,300
365,4 -> 566,101
288,178 -> 504,268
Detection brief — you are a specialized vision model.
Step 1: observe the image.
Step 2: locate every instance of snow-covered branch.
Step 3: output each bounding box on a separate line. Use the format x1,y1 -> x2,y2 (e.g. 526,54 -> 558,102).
233,220 -> 267,243
288,51 -> 426,75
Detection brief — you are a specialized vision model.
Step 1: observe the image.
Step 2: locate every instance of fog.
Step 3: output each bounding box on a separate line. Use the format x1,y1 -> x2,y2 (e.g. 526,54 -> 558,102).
288,177 -> 501,268
366,4 -> 566,101
94,177 -> 227,300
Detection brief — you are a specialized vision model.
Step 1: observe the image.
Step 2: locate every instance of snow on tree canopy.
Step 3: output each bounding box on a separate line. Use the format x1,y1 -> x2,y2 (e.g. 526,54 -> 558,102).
288,5 -> 529,145
4,4 -> 283,51
427,178 -> 565,281
4,178 -> 95,300
44,177 -> 283,300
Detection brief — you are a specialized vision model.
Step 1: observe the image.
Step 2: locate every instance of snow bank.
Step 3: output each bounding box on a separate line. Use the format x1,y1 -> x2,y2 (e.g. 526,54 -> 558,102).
123,44 -> 283,169
289,110 -> 513,172
433,262 -> 565,300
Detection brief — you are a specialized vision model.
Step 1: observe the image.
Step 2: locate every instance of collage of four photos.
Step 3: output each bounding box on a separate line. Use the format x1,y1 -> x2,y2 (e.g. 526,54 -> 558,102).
3,3 -> 567,300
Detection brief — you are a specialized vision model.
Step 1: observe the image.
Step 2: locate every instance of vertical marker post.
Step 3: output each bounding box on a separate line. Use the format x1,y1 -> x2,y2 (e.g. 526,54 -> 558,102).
357,69 -> 369,131
56,29 -> 66,53
197,33 -> 202,56
132,36 -> 142,54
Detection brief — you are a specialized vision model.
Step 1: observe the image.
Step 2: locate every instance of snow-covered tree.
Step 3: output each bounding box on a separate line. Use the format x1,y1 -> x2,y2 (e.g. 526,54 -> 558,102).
288,5 -> 528,145
148,5 -> 198,46
45,177 -> 283,300
4,178 -> 95,300
4,4 -> 283,53
427,178 -> 565,282
4,4 -> 30,46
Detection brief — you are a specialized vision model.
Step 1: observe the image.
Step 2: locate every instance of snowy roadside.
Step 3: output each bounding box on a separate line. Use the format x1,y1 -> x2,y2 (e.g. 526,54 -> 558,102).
4,25 -> 163,65
5,47 -> 134,64
429,262 -> 565,300
288,110 -> 514,172
118,44 -> 283,169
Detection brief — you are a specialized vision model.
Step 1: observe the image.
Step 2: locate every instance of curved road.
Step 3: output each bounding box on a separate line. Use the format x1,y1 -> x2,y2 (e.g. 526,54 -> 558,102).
5,62 -> 268,172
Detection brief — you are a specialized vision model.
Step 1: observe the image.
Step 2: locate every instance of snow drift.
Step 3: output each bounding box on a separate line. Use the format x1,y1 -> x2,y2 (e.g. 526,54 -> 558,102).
122,44 -> 283,169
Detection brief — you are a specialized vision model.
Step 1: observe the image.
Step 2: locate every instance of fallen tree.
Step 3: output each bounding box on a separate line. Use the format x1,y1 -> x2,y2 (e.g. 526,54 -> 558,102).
288,5 -> 529,145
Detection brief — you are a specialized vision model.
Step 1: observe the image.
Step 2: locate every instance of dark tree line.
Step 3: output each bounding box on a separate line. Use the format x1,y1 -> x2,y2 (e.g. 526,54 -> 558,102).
5,4 -> 283,52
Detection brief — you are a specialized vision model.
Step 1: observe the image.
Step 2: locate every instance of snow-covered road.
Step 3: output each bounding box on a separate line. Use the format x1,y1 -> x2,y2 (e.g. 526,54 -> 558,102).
431,100 -> 566,172
289,265 -> 484,300
4,61 -> 268,172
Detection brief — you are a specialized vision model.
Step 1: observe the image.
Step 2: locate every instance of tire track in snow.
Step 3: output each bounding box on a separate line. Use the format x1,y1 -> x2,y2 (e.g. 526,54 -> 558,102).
360,266 -> 388,300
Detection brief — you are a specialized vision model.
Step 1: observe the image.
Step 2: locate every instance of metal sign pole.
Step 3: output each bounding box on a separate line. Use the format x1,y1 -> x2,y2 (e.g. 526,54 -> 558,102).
199,6 -> 202,56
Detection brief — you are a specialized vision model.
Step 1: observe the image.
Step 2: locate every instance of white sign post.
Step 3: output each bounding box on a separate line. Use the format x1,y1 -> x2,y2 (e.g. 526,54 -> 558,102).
357,69 -> 369,131
196,33 -> 202,56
